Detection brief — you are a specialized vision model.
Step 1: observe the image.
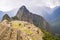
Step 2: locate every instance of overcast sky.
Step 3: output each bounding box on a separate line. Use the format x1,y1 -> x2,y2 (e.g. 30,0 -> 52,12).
0,0 -> 60,12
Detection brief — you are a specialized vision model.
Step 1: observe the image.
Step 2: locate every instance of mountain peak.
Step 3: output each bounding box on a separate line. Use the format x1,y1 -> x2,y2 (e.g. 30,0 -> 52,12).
20,5 -> 26,9
16,5 -> 29,19
18,5 -> 29,13
4,14 -> 8,16
2,14 -> 11,21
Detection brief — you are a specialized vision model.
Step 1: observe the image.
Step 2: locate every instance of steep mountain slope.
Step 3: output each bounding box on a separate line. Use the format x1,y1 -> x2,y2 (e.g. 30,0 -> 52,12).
0,20 -> 44,40
42,6 -> 60,34
49,6 -> 60,34
29,6 -> 52,21
12,6 -> 50,31
51,6 -> 60,22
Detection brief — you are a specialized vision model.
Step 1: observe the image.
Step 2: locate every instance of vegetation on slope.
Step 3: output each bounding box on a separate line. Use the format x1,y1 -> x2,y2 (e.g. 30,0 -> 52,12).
42,30 -> 60,40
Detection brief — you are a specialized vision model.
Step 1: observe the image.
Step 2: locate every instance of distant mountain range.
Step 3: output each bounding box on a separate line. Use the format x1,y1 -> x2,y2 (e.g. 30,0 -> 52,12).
46,6 -> 60,34
40,6 -> 60,34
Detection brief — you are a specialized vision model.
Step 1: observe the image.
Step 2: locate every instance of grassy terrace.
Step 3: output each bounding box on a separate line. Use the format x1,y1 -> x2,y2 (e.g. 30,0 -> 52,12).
9,21 -> 32,35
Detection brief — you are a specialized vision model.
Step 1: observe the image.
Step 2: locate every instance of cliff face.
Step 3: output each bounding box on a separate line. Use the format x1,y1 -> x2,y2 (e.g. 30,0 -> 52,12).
0,20 -> 44,40
12,6 -> 50,31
